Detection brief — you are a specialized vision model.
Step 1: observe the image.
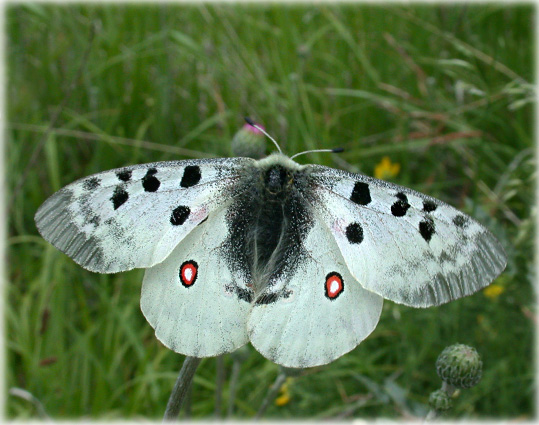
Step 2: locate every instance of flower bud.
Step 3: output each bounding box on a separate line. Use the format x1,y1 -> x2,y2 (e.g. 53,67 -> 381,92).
429,388 -> 452,411
231,123 -> 266,159
436,344 -> 483,389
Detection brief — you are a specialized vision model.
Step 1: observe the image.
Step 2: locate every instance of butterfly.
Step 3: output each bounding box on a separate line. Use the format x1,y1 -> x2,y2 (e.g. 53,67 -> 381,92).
34,127 -> 506,368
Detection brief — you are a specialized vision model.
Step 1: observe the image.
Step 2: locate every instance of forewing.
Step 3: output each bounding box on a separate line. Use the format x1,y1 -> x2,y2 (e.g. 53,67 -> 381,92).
35,158 -> 255,273
141,204 -> 254,357
248,216 -> 383,368
307,165 -> 507,307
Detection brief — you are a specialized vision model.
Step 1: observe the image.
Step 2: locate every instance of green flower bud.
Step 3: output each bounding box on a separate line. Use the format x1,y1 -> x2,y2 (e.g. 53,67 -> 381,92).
429,388 -> 452,411
231,123 -> 266,159
436,344 -> 483,389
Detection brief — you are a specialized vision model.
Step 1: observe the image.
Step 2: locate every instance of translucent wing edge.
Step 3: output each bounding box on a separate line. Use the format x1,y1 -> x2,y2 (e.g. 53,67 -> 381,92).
35,187 -> 111,272
393,230 -> 507,307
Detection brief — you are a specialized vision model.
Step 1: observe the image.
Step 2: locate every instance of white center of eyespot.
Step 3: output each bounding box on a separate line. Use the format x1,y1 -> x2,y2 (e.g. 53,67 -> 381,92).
184,268 -> 193,281
329,279 -> 340,295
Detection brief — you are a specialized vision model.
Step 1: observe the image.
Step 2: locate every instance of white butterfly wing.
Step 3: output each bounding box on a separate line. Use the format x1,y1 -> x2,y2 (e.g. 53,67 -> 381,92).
141,205 -> 253,357
248,216 -> 383,368
35,158 -> 255,273
307,165 -> 507,307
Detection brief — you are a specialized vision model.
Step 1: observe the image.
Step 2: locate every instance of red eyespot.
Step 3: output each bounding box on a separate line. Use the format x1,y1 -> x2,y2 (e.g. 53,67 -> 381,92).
325,272 -> 344,300
180,261 -> 198,287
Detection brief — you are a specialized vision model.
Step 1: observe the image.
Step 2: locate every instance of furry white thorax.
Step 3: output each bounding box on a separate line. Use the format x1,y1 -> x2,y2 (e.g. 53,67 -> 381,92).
255,153 -> 306,171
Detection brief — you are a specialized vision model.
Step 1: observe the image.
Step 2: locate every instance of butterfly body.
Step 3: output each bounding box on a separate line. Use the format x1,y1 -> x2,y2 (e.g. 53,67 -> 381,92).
35,151 -> 506,367
225,154 -> 312,300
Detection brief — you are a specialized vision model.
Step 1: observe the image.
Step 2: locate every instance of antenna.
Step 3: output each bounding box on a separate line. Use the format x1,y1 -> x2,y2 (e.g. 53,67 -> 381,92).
244,117 -> 282,154
290,147 -> 344,160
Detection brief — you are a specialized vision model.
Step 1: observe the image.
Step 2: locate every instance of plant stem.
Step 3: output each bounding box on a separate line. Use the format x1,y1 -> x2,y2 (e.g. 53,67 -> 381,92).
255,372 -> 286,419
442,381 -> 456,396
227,359 -> 242,418
424,382 -> 456,422
184,385 -> 192,418
9,388 -> 51,420
215,355 -> 225,417
163,356 -> 202,421
425,407 -> 438,421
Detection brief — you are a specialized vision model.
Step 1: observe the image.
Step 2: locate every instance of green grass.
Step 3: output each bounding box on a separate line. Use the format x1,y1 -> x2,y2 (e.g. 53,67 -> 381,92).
6,3 -> 534,420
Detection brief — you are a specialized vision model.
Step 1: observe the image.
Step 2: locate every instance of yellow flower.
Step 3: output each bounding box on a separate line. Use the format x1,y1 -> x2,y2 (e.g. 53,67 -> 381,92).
483,284 -> 504,299
275,393 -> 291,406
275,377 -> 293,406
374,156 -> 401,180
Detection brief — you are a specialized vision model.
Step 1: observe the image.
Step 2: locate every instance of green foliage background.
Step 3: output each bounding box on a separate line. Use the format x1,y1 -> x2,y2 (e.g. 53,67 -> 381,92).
6,3 -> 535,420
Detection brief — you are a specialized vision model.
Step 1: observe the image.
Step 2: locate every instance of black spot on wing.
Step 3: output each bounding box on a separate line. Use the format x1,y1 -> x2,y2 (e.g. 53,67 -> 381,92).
225,283 -> 253,303
88,215 -> 100,226
181,165 -> 202,188
116,169 -> 132,182
423,200 -> 437,212
255,289 -> 293,305
453,215 -> 468,228
346,222 -> 364,244
350,182 -> 371,205
391,192 -> 410,217
256,292 -> 278,305
236,287 -> 253,303
83,177 -> 100,191
142,168 -> 160,192
419,217 -> 435,242
111,186 -> 128,210
170,205 -> 190,225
